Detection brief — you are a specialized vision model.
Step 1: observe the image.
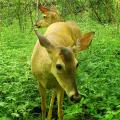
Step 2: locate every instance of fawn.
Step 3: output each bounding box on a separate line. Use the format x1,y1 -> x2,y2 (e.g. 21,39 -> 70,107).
35,5 -> 62,28
31,21 -> 95,120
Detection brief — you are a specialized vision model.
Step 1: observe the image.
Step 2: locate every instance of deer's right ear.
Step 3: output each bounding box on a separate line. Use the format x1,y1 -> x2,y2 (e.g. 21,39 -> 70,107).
39,5 -> 49,14
34,30 -> 55,53
78,32 -> 95,51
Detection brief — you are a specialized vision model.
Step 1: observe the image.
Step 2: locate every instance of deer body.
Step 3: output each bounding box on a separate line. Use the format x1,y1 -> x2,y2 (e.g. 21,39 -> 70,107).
31,21 -> 94,120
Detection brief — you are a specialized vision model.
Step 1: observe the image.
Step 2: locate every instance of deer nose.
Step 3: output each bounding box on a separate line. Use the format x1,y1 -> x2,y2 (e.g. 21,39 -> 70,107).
35,24 -> 41,28
70,94 -> 81,103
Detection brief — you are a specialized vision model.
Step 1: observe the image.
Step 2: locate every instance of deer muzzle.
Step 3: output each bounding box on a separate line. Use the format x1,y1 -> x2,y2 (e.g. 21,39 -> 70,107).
69,92 -> 81,103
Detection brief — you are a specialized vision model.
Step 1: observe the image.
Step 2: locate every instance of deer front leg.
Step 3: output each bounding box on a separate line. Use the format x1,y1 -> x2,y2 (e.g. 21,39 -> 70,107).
48,91 -> 56,120
57,87 -> 64,120
39,84 -> 46,120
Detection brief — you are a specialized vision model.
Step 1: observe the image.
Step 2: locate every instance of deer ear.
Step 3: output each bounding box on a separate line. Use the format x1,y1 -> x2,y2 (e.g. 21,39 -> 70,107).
34,30 -> 55,53
39,5 -> 49,14
50,5 -> 57,12
78,32 -> 95,51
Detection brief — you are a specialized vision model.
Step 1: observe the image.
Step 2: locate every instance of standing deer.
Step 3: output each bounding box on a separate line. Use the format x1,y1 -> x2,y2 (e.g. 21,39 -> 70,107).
31,21 -> 95,120
35,5 -> 62,28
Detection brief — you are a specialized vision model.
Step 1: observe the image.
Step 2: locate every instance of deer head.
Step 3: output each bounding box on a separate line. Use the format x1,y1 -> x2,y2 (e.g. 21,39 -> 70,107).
35,5 -> 61,28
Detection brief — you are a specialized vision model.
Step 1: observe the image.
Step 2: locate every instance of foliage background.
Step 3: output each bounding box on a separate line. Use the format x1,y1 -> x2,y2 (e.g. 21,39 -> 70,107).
0,0 -> 120,120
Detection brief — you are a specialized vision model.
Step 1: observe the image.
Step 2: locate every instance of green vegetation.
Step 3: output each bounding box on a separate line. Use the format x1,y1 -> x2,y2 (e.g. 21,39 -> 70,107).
0,15 -> 120,120
0,0 -> 120,118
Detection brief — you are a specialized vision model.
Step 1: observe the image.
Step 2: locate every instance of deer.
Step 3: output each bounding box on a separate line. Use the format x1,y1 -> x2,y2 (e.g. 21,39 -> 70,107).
31,21 -> 95,120
35,4 -> 62,28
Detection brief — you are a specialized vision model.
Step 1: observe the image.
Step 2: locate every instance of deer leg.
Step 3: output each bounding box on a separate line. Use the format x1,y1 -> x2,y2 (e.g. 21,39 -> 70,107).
39,84 -> 46,120
57,87 -> 64,120
48,91 -> 56,120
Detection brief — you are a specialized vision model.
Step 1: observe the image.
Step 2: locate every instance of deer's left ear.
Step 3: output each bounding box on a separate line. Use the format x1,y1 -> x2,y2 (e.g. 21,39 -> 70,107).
77,32 -> 95,51
39,5 -> 49,14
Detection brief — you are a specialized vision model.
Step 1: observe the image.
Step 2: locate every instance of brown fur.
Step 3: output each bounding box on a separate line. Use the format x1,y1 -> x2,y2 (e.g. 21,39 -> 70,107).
35,5 -> 62,28
31,21 -> 95,120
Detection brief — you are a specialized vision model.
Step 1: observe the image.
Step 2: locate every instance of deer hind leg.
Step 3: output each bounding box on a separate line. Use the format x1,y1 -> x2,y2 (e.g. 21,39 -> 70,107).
48,91 -> 56,120
38,83 -> 46,120
57,87 -> 64,120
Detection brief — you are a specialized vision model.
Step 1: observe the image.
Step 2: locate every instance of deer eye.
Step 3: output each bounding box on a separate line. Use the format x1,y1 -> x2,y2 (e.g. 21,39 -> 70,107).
43,15 -> 47,18
76,63 -> 79,68
56,64 -> 62,70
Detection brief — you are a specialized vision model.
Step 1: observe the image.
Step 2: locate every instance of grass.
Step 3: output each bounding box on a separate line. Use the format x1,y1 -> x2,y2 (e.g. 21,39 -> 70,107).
0,16 -> 120,120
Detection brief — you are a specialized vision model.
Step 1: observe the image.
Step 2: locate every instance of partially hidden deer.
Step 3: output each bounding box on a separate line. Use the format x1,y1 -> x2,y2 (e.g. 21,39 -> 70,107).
35,5 -> 62,28
31,21 -> 95,120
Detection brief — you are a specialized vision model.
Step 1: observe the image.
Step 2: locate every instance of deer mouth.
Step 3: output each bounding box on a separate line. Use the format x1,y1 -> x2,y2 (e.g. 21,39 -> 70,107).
70,94 -> 81,103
